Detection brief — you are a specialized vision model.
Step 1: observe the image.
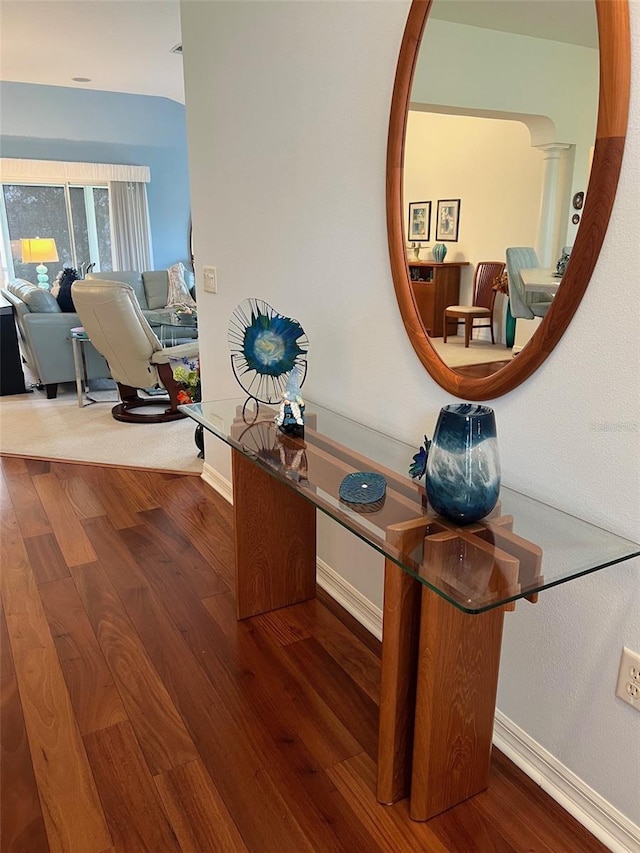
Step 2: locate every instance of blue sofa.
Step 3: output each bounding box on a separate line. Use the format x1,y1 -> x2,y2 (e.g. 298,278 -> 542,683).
1,269 -> 196,398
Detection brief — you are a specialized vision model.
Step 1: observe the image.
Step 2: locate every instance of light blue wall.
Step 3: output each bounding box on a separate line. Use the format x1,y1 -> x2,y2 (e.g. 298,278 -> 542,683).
0,82 -> 191,270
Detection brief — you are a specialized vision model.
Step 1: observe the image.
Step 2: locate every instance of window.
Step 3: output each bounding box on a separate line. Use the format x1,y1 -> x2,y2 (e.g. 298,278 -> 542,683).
2,181 -> 112,283
0,159 -> 151,287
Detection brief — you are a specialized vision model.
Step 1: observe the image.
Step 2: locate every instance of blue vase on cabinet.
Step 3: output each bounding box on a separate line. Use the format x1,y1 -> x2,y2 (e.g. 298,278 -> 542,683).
432,242 -> 447,263
426,404 -> 500,525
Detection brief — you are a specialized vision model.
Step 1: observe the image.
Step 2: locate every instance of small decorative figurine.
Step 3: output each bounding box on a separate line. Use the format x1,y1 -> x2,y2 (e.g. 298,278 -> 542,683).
275,368 -> 305,436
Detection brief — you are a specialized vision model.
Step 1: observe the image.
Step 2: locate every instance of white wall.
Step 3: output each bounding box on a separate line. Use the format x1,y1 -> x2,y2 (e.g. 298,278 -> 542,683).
181,0 -> 640,827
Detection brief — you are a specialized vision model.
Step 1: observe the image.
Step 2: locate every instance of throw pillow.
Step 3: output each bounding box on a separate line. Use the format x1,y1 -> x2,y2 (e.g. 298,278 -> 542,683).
56,267 -> 80,312
165,262 -> 197,309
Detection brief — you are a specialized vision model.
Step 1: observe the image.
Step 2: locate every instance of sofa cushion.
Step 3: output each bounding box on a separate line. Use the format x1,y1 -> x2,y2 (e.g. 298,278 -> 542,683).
8,281 -> 62,313
142,271 -> 170,310
86,272 -> 148,309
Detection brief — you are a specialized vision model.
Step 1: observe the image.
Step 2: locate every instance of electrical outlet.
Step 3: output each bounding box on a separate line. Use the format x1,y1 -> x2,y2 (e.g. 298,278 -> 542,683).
615,647 -> 640,710
203,266 -> 217,294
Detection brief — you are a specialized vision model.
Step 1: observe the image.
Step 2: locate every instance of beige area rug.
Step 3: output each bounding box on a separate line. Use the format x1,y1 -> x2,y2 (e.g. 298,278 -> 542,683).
429,335 -> 513,368
0,380 -> 203,474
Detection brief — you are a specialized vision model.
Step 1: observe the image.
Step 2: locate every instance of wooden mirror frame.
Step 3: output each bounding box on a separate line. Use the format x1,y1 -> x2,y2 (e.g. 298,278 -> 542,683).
387,0 -> 630,400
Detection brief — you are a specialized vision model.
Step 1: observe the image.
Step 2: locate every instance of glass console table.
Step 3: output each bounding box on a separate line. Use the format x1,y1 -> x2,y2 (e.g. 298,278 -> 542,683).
180,397 -> 640,821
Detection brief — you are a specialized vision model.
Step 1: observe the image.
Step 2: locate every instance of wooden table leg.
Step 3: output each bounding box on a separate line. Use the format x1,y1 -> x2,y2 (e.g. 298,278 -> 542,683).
377,559 -> 422,804
409,586 -> 505,821
232,449 -> 316,619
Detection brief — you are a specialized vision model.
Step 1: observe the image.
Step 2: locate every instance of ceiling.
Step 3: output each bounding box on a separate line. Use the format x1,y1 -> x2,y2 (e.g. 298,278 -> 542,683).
0,0 -> 597,107
0,0 -> 185,103
429,0 -> 597,49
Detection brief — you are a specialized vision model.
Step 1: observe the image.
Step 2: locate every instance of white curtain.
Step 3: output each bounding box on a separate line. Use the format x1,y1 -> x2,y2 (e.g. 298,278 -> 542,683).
0,159 -> 150,184
109,181 -> 153,271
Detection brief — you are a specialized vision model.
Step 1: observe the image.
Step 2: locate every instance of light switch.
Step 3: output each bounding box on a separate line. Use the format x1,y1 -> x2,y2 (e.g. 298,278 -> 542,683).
203,266 -> 217,293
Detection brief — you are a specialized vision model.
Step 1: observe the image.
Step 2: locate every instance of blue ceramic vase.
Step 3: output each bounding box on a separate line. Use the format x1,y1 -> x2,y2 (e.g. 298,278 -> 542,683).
432,242 -> 447,263
426,404 -> 500,525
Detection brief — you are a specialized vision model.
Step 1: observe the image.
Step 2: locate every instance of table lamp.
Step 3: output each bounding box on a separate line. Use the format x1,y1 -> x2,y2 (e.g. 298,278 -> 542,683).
21,238 -> 59,289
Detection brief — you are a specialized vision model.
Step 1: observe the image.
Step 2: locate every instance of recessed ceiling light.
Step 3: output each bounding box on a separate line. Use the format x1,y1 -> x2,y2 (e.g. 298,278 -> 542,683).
72,77 -> 91,83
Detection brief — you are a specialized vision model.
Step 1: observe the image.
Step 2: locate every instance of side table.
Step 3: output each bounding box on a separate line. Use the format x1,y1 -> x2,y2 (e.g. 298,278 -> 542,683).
69,328 -> 92,407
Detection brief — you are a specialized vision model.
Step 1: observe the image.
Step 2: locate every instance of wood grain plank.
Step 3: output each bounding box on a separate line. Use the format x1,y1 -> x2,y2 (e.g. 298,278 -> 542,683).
52,469 -> 107,519
472,750 -> 608,853
203,590 -> 363,770
84,721 -> 181,852
23,533 -> 70,585
0,467 -> 51,539
71,466 -> 146,530
264,597 -> 381,702
155,759 -> 248,853
144,578 -> 382,853
0,487 -> 112,853
138,507 -> 229,599
327,752 -> 450,853
81,519 -> 325,853
285,635 -> 379,762
69,560 -> 198,774
39,577 -> 128,734
31,473 -> 97,566
0,455 -> 29,476
159,475 -> 235,585
111,467 -> 168,512
0,675 -> 49,853
0,600 -> 15,678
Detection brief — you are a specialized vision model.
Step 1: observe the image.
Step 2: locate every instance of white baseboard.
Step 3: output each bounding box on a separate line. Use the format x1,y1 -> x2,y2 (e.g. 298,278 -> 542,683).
196,465 -> 639,851
493,712 -> 640,853
316,557 -> 383,641
201,461 -> 233,503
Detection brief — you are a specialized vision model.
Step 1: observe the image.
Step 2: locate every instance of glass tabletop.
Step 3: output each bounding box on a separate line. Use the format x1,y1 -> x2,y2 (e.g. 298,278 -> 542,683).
156,314 -> 198,328
180,397 -> 639,614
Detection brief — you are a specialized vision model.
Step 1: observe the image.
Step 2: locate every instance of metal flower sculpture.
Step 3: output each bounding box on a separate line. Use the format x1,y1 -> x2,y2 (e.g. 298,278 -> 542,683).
409,435 -> 431,480
228,298 -> 309,403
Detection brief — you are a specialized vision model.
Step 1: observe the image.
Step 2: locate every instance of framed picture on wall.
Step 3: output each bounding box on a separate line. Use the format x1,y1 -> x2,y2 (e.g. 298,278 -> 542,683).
435,199 -> 461,241
407,201 -> 431,242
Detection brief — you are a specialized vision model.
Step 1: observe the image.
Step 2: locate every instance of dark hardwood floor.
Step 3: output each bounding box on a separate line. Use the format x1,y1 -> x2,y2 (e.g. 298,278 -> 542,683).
0,456 -> 607,852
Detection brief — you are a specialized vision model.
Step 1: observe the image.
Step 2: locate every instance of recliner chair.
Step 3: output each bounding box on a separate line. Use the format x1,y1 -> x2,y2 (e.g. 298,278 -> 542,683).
505,247 -> 554,320
71,278 -> 199,423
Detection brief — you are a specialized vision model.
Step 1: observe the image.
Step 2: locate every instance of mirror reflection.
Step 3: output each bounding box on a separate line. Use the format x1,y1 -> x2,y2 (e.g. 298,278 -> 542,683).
404,0 -> 599,378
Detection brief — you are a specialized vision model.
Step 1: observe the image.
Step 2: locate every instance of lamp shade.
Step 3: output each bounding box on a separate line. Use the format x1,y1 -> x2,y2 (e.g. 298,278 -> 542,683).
21,238 -> 59,264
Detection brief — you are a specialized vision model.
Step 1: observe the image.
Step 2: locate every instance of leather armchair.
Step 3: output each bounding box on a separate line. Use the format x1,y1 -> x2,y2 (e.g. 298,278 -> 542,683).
72,278 -> 199,423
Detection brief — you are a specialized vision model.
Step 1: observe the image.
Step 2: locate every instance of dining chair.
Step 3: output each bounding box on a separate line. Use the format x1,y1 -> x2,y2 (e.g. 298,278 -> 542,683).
505,247 -> 554,319
443,261 -> 505,347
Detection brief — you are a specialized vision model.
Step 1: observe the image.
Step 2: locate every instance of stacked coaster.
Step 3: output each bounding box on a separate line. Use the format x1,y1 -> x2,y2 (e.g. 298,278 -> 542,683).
339,472 -> 386,513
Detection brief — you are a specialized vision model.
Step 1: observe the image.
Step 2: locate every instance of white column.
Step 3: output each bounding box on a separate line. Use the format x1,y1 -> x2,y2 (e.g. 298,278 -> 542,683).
534,144 -> 572,266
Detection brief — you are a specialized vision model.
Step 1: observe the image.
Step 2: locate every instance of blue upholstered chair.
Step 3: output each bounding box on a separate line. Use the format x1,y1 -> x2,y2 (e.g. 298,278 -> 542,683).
505,247 -> 554,320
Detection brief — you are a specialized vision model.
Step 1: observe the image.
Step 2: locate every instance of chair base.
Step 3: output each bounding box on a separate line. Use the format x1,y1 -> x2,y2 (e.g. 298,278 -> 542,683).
111,397 -> 186,424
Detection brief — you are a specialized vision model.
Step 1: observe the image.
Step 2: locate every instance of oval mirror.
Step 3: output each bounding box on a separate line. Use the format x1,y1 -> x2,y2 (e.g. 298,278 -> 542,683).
388,0 -> 630,399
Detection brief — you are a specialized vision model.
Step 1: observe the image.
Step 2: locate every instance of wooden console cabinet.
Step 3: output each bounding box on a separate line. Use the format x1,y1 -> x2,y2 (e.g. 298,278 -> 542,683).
409,262 -> 468,337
